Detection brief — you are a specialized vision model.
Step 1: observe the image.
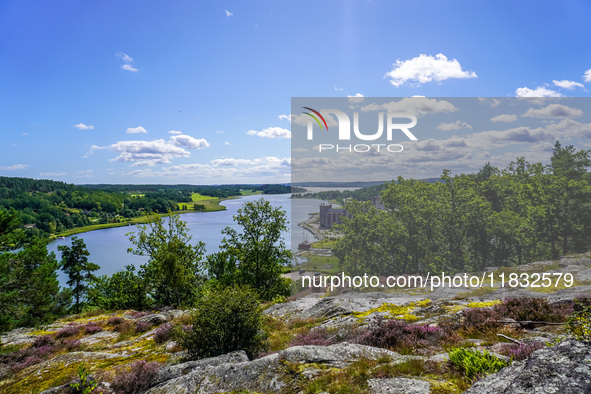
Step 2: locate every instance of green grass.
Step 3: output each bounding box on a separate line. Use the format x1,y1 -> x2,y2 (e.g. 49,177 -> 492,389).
296,254 -> 340,274
191,193 -> 216,201
53,216 -> 151,238
310,239 -> 338,249
240,189 -> 263,196
129,193 -> 145,198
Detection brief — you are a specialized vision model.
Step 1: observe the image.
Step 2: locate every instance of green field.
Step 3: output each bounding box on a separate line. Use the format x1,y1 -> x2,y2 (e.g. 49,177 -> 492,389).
240,189 -> 263,196
53,216 -> 152,238
176,193 -> 230,212
295,254 -> 340,274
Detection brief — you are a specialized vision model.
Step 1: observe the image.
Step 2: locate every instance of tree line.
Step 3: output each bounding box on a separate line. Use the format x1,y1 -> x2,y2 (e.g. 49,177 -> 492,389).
0,177 -> 292,237
334,142 -> 591,276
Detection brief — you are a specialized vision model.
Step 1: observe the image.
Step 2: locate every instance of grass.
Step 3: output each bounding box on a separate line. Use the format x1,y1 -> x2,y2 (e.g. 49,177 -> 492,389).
53,216 -> 151,238
310,239 -> 339,249
240,189 -> 263,196
296,255 -> 340,274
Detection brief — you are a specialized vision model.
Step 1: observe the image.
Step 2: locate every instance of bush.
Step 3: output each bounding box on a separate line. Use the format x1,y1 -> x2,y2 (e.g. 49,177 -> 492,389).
178,284 -> 269,359
135,321 -> 153,333
357,318 -> 454,353
494,298 -> 570,323
56,324 -> 80,338
111,360 -> 160,394
566,303 -> 591,341
33,335 -> 55,348
107,316 -> 125,326
500,342 -> 544,360
153,323 -> 173,344
84,322 -> 102,334
448,347 -> 508,381
290,328 -> 334,347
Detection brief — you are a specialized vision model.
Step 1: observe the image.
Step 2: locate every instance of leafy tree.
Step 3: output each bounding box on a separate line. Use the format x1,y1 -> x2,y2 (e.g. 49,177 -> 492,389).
87,265 -> 151,311
177,284 -> 268,360
59,237 -> 99,313
208,199 -> 291,300
127,212 -> 205,308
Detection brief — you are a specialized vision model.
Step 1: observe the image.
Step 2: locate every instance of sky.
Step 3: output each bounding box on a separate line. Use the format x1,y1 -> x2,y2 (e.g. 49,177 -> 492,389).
2,0 -> 591,184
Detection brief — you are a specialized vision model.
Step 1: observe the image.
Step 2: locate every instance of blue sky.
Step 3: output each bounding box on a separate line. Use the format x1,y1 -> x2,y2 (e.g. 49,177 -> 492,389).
2,1 -> 591,184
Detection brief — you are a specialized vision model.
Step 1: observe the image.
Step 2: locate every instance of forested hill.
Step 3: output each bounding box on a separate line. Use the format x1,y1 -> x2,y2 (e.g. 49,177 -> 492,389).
0,177 -> 292,237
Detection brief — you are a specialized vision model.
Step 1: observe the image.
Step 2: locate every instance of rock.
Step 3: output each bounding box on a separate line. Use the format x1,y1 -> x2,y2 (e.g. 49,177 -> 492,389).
78,330 -> 119,346
368,377 -> 431,393
165,341 -> 180,352
465,339 -> 591,393
146,343 -> 422,393
139,313 -> 168,325
0,327 -> 38,346
499,317 -> 521,330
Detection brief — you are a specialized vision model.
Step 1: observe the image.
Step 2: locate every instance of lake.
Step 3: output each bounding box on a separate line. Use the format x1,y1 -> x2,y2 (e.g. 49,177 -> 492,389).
47,194 -> 326,286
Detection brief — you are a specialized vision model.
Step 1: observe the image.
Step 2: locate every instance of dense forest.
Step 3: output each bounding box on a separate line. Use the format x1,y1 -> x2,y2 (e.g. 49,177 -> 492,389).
0,178 -> 292,237
334,142 -> 591,276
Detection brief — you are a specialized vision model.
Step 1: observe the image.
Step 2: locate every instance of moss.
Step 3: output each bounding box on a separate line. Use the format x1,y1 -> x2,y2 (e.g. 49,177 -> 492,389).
466,300 -> 501,308
453,286 -> 496,300
353,300 -> 431,321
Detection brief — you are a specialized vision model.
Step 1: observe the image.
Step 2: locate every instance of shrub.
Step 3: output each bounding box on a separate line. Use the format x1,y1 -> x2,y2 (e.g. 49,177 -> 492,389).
357,318 -> 453,353
177,284 -> 269,359
84,322 -> 103,334
447,347 -> 508,381
494,298 -> 570,323
111,360 -> 161,394
135,321 -> 153,333
70,363 -> 98,393
566,303 -> 591,341
501,342 -> 544,361
11,355 -> 43,372
460,307 -> 501,333
64,339 -> 81,350
56,324 -> 80,338
290,328 -> 334,347
153,323 -> 173,344
107,316 -> 125,326
33,335 -> 55,348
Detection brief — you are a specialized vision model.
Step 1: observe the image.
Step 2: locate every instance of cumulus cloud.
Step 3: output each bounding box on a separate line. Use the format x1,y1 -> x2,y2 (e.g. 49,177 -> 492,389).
116,52 -> 138,72
436,120 -> 472,131
478,98 -> 501,108
169,134 -> 210,149
40,172 -> 66,177
0,164 -> 28,170
74,123 -> 94,130
247,127 -> 291,139
522,104 -> 583,118
225,9 -> 233,17
490,114 -> 518,123
385,53 -> 477,87
126,126 -> 147,134
584,69 -> 591,83
361,97 -> 458,116
115,52 -> 134,63
106,134 -> 210,166
553,80 -> 584,90
168,130 -> 182,135
122,64 -> 138,72
278,114 -> 292,121
224,141 -> 232,146
515,86 -> 563,97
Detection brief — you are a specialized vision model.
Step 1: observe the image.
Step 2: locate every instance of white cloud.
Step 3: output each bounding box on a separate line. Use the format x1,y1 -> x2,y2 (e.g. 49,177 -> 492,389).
334,86 -> 344,91
490,114 -> 518,123
126,126 -> 147,134
523,104 -> 583,119
115,52 -> 134,63
225,9 -> 233,17
169,134 -> 210,149
40,172 -> 66,177
478,98 -> 501,108
361,97 -> 458,116
216,130 -> 224,134
0,164 -> 28,170
385,53 -> 477,87
515,86 -> 563,97
74,123 -> 94,130
122,64 -> 138,72
247,127 -> 291,139
584,69 -> 591,83
106,134 -> 210,167
21,132 -> 29,136
553,80 -> 584,90
278,114 -> 292,121
168,130 -> 182,135
436,120 -> 472,131
224,141 -> 232,146
347,93 -> 365,104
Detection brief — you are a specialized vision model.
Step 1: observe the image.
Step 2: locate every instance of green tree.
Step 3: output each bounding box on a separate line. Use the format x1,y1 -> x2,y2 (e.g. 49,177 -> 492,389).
127,212 -> 205,308
87,265 -> 151,311
59,237 -> 99,313
178,284 -> 268,360
208,199 -> 291,300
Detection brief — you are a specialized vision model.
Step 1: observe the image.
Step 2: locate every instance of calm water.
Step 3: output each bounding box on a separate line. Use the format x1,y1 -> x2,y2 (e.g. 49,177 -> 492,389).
47,194 -> 325,286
